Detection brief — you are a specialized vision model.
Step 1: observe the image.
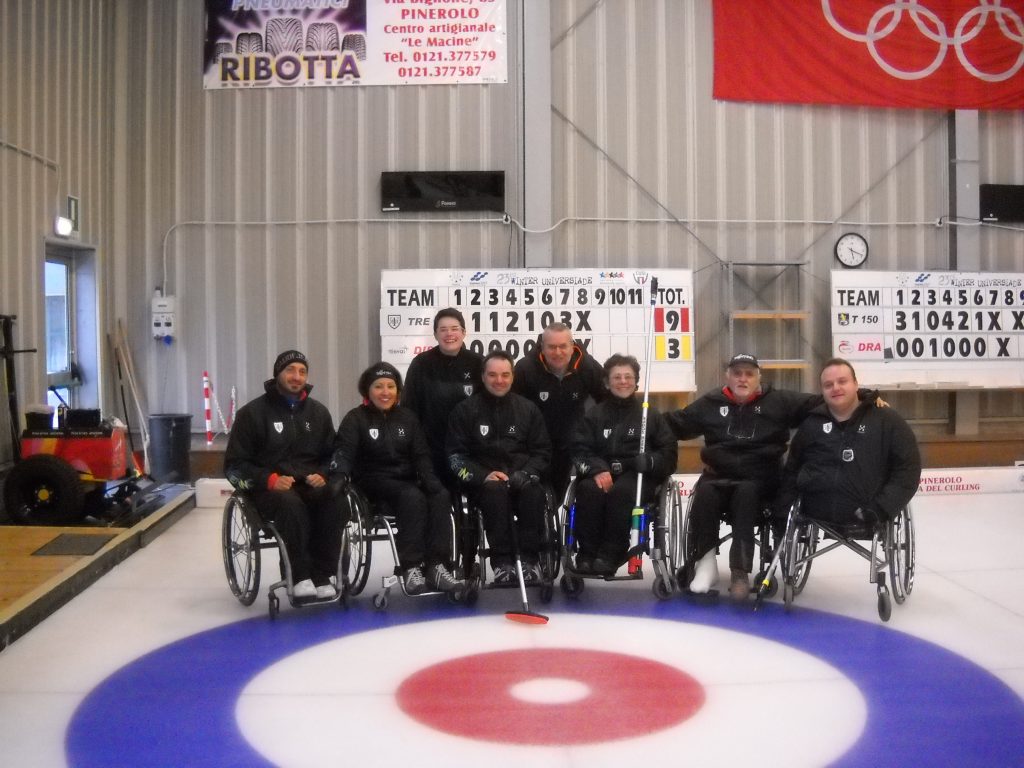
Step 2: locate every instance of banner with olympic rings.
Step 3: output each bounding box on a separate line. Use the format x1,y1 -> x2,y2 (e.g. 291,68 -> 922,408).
713,0 -> 1024,109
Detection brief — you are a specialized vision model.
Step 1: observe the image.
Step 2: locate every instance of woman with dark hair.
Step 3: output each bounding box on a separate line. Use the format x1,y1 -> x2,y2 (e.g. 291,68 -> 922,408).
331,362 -> 463,594
569,354 -> 677,575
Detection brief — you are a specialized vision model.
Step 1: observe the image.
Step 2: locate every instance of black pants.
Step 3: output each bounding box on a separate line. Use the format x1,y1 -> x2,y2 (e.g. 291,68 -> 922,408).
688,478 -> 761,573
364,478 -> 452,569
573,472 -> 655,563
475,480 -> 546,566
252,483 -> 342,583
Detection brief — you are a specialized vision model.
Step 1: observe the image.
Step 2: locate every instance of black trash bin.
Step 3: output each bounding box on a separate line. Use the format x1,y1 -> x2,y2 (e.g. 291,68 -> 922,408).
149,413 -> 192,484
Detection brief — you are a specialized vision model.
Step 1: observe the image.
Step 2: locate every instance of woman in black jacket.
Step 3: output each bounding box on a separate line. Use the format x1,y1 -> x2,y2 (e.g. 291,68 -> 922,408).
570,354 -> 677,575
331,362 -> 463,595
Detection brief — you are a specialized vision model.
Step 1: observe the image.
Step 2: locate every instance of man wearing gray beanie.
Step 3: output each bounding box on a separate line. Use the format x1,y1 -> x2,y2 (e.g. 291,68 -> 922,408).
225,349 -> 341,602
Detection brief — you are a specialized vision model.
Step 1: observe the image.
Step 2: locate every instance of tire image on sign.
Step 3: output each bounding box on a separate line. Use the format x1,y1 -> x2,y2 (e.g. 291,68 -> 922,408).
266,18 -> 303,56
306,23 -> 339,52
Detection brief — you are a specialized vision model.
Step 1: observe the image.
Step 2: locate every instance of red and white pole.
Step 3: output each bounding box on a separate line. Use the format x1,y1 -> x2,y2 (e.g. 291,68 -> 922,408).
203,371 -> 213,446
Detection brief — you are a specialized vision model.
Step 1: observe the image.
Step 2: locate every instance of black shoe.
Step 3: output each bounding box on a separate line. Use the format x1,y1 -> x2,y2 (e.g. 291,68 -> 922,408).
574,555 -> 594,575
591,557 -> 616,576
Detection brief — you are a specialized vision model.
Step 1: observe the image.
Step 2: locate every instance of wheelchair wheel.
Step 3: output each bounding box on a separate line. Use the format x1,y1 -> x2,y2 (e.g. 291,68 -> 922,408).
785,519 -> 817,596
888,506 -> 915,604
222,494 -> 261,606
677,488 -> 699,590
341,489 -> 371,596
539,498 -> 561,581
657,481 -> 685,579
560,574 -> 584,598
877,583 -> 892,621
652,573 -> 673,601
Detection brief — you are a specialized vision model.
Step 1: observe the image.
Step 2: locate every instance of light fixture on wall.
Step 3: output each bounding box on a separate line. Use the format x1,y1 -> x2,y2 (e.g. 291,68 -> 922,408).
53,196 -> 79,238
54,216 -> 74,237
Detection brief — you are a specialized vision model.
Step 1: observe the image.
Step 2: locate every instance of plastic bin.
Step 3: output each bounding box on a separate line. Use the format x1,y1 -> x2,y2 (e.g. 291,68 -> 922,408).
149,413 -> 192,483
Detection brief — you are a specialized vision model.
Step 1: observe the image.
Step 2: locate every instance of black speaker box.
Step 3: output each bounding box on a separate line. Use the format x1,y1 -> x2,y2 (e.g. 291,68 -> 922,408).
979,184 -> 1024,223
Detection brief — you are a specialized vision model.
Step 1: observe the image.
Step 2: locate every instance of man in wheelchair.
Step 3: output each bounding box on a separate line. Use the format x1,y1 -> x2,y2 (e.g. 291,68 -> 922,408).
666,354 -> 824,599
224,350 -> 341,601
447,351 -> 552,585
778,358 -> 921,534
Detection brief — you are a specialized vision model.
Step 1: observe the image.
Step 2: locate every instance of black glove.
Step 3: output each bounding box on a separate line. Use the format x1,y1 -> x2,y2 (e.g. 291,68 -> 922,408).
329,473 -> 350,496
508,470 -> 536,491
633,452 -> 656,473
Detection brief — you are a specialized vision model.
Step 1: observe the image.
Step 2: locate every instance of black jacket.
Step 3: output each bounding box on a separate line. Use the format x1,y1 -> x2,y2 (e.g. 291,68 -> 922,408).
512,344 -> 605,449
224,380 -> 336,492
402,345 -> 483,470
331,403 -> 442,492
446,390 -> 551,487
779,400 -> 921,522
571,395 -> 677,483
666,385 -> 817,490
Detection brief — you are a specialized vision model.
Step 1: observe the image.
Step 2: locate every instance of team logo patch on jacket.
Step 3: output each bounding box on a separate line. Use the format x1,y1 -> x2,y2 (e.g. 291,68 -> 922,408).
369,428 -> 379,440
274,422 -> 284,433
823,423 -> 833,434
603,428 -> 612,439
720,406 -> 729,417
464,385 -> 474,396
480,425 -> 489,436
539,392 -> 549,402
858,425 -> 866,433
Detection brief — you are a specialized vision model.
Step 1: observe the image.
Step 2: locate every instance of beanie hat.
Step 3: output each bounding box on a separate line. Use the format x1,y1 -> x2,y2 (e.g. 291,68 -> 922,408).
273,350 -> 308,378
358,361 -> 403,398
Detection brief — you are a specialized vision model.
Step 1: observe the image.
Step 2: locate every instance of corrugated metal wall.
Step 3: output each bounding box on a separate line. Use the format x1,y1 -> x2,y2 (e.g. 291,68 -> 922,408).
121,0 -> 523,424
550,0 -> 1022,423
0,0 -> 117,457
2,0 -> 1022,445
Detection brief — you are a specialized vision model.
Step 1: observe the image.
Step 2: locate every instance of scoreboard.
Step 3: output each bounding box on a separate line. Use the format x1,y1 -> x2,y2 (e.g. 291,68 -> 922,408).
380,268 -> 696,392
831,270 -> 1024,388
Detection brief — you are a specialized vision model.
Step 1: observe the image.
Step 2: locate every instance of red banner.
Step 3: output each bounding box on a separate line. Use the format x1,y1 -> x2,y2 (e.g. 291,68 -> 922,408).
713,0 -> 1024,109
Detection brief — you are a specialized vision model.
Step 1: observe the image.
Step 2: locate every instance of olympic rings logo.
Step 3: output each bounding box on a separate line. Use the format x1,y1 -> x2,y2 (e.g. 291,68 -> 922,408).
822,0 -> 1024,81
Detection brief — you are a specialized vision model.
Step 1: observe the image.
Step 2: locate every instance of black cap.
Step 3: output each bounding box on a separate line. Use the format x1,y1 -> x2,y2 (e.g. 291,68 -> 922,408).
273,350 -> 308,378
358,361 -> 403,398
727,353 -> 760,369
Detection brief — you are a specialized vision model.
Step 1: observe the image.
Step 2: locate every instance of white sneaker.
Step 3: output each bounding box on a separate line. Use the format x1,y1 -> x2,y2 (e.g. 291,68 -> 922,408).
315,582 -> 337,599
293,579 -> 318,599
688,550 -> 719,594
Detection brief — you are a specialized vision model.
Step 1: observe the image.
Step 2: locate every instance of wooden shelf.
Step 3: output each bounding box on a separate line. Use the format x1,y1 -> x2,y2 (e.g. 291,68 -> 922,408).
731,310 -> 810,320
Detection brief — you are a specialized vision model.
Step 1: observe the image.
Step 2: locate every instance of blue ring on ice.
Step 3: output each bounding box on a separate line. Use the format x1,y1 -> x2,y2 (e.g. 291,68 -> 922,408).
65,599 -> 1024,767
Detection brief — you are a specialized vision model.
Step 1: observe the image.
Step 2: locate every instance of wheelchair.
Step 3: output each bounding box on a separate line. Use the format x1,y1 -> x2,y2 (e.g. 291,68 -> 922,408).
455,481 -> 561,605
557,474 -> 684,600
221,490 -> 359,619
674,476 -> 780,599
339,484 -> 478,610
776,499 -> 916,621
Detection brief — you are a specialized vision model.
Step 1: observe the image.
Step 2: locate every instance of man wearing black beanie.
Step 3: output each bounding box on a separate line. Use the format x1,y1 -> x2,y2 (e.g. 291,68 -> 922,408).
225,349 -> 340,602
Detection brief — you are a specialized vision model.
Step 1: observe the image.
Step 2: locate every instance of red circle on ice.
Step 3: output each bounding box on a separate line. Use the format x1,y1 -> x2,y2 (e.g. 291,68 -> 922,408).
396,648 -> 705,745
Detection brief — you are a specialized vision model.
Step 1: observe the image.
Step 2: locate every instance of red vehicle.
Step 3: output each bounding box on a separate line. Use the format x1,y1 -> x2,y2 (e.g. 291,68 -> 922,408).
2,315 -> 144,525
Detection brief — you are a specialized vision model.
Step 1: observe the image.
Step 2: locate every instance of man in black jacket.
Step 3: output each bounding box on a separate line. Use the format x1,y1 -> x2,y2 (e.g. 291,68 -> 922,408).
447,351 -> 551,584
402,308 -> 483,484
778,358 -> 920,528
513,323 -> 604,495
224,350 -> 340,601
667,354 -> 819,600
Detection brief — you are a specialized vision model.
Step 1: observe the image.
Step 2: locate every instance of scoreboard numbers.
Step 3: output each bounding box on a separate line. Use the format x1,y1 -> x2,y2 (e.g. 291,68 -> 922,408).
381,269 -> 696,392
831,270 -> 1024,387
